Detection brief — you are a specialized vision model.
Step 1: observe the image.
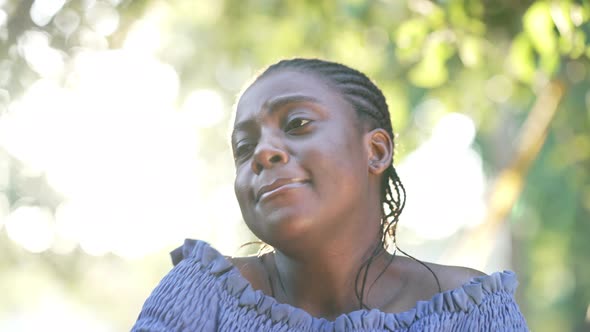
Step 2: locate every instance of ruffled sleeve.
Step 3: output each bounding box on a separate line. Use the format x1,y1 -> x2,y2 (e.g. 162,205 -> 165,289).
132,240 -> 529,331
216,267 -> 528,331
131,239 -> 231,332
405,271 -> 528,331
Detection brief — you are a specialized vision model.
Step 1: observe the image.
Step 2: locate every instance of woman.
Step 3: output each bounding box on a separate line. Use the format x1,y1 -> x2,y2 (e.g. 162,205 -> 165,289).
132,59 -> 528,331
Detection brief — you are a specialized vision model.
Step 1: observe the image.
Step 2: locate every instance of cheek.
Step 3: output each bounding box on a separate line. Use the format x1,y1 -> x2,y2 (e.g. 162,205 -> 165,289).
304,146 -> 363,193
234,167 -> 252,209
324,134 -> 367,187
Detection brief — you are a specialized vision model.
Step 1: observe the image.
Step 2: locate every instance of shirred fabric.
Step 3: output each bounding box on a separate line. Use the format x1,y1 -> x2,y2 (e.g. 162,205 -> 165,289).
132,239 -> 529,331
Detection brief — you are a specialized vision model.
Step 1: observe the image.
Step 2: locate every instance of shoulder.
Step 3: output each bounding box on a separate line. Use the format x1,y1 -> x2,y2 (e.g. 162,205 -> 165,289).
385,262 -> 528,328
427,262 -> 487,292
227,256 -> 263,281
134,240 -> 229,331
227,255 -> 273,294
395,256 -> 486,300
170,239 -> 271,292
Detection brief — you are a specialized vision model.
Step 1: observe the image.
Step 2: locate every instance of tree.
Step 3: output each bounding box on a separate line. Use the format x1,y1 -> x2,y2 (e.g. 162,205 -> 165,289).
0,1 -> 588,330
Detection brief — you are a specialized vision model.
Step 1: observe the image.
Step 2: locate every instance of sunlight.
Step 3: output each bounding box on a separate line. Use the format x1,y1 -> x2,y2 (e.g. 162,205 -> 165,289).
0,79 -> 67,173
17,30 -> 65,79
0,49 -> 212,257
85,1 -> 119,37
0,9 -> 7,28
398,112 -> 485,240
123,8 -> 165,55
180,89 -> 226,129
0,291 -> 112,332
29,0 -> 66,27
0,192 -> 8,231
5,205 -> 55,253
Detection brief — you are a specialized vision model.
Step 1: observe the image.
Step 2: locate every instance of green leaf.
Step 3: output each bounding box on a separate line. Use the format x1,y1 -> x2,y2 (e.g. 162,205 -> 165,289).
459,35 -> 482,67
394,18 -> 429,63
508,34 -> 536,83
408,55 -> 448,87
524,2 -> 557,56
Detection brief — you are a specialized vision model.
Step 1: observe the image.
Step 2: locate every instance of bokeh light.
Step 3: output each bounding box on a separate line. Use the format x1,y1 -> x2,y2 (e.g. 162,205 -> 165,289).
0,47 -> 212,257
0,1 -> 588,331
180,89 -> 226,129
5,205 -> 55,253
398,112 -> 485,240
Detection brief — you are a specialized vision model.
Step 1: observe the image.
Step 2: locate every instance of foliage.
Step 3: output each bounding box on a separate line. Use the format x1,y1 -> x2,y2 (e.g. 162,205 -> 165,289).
0,0 -> 589,331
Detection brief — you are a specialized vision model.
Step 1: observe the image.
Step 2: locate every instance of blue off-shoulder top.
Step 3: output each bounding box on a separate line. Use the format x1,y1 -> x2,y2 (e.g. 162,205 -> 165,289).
131,239 -> 529,331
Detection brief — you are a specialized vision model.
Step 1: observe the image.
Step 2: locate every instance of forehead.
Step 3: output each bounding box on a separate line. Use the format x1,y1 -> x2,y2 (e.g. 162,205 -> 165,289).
235,70 -> 350,123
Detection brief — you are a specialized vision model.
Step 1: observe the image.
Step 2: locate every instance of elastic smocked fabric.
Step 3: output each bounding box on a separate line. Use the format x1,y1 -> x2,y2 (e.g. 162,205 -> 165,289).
132,239 -> 529,331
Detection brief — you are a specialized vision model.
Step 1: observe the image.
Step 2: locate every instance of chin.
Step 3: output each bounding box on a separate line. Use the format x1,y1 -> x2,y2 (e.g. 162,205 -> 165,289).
247,207 -> 315,249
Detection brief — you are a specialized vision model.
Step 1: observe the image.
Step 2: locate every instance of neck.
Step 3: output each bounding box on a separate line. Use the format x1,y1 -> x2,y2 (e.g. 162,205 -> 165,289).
262,184 -> 398,319
269,228 -> 392,320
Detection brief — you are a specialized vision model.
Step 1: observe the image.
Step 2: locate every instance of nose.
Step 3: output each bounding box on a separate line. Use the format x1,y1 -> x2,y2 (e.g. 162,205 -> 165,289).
251,133 -> 289,174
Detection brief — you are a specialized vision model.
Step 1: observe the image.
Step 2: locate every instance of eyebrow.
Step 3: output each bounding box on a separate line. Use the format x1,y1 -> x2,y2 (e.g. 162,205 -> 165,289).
231,94 -> 322,143
265,94 -> 322,111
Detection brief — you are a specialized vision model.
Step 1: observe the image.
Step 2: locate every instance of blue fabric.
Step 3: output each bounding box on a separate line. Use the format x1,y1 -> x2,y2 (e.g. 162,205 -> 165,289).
132,239 -> 529,331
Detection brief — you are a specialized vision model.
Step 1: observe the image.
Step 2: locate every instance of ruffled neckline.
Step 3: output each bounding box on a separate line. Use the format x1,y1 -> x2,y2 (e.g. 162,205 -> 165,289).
171,239 -> 519,330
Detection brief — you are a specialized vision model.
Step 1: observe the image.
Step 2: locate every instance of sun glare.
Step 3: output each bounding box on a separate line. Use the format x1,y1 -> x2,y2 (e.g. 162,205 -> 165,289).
398,112 -> 486,240
0,47 -> 219,258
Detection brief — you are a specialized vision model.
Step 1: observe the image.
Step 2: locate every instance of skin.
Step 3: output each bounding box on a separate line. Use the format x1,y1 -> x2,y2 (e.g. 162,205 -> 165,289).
231,70 -> 485,320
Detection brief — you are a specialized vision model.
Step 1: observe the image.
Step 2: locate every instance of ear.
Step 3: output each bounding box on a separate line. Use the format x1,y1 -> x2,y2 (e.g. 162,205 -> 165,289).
365,128 -> 393,175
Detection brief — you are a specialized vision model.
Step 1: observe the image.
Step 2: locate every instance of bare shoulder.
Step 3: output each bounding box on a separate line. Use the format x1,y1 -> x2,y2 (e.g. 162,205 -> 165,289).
227,255 -> 259,269
379,256 -> 487,313
227,255 -> 263,278
227,255 -> 271,293
395,256 -> 486,296
423,261 -> 487,292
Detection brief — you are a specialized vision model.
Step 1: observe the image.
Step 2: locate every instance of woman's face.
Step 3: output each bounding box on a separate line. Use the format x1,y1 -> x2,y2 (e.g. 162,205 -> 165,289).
232,70 -> 372,249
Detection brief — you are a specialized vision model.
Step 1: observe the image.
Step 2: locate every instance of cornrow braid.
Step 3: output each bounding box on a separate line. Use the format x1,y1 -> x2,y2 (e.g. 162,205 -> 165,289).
255,58 -> 440,309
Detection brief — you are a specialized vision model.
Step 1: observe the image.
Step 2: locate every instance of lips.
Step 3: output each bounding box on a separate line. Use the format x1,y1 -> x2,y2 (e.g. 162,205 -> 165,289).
256,178 -> 309,202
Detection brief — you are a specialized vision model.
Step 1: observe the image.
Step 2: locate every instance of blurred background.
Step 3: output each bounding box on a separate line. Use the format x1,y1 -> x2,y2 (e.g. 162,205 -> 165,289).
0,0 -> 588,331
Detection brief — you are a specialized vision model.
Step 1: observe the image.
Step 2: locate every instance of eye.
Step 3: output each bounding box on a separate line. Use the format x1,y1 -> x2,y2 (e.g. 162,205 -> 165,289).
284,118 -> 311,133
234,142 -> 255,161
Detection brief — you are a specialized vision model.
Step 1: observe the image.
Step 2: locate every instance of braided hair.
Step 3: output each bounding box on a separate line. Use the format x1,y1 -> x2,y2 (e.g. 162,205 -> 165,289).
252,58 -> 440,309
